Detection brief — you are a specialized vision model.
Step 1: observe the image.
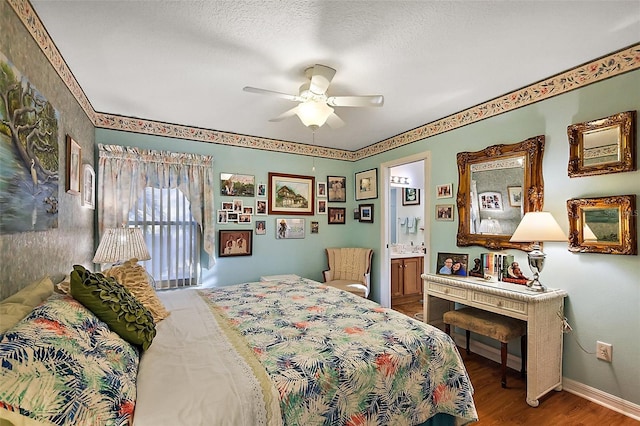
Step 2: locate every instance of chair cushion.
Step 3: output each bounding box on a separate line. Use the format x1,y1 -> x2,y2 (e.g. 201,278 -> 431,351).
444,307 -> 526,343
324,279 -> 367,297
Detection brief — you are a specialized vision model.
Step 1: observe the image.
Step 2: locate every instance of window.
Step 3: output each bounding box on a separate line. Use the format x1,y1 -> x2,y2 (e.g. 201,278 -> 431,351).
129,187 -> 200,289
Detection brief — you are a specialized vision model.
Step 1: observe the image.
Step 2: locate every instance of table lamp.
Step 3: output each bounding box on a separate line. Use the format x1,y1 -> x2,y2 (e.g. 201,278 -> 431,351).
93,227 -> 150,268
509,212 -> 566,292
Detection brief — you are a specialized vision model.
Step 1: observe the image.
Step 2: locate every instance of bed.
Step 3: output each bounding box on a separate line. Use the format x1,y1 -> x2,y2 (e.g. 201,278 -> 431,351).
0,273 -> 477,426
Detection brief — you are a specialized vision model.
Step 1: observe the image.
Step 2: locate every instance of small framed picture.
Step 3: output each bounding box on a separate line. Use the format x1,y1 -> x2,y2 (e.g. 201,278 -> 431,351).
243,206 -> 254,215
317,199 -> 327,214
66,135 -> 81,195
359,204 -> 374,223
436,252 -> 469,277
255,199 -> 267,215
232,199 -> 243,212
328,207 -> 346,224
435,204 -> 454,221
218,230 -> 253,257
227,212 -> 239,222
436,183 -> 453,199
310,221 -> 319,234
508,186 -> 522,207
255,220 -> 266,235
238,213 -> 252,224
355,168 -> 378,201
402,187 -> 420,205
221,201 -> 233,211
82,164 -> 95,209
327,176 -> 346,202
220,173 -> 255,197
257,183 -> 267,197
479,191 -> 503,211
217,210 -> 228,224
276,218 -> 305,239
317,181 -> 327,198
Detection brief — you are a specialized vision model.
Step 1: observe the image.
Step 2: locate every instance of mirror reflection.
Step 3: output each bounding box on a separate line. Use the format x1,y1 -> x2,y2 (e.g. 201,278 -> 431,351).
457,135 -> 545,251
582,126 -> 620,167
582,207 -> 620,243
470,156 -> 524,236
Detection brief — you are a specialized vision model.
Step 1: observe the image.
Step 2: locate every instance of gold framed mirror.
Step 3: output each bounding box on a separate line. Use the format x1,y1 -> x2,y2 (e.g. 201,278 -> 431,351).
567,110 -> 636,177
567,195 -> 637,255
456,135 -> 545,251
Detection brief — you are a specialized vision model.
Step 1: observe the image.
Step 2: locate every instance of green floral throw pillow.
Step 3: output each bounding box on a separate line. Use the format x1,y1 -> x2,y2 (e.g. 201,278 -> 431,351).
70,264 -> 156,350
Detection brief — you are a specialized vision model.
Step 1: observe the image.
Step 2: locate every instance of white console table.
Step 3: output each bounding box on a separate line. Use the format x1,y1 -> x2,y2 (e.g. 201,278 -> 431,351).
422,273 -> 567,407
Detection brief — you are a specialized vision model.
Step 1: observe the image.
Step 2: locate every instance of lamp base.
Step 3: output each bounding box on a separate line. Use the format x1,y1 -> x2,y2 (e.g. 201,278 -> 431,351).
526,274 -> 546,292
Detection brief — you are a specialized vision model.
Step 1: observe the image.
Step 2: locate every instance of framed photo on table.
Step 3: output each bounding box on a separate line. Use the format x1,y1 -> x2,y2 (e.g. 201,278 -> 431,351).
355,168 -> 378,200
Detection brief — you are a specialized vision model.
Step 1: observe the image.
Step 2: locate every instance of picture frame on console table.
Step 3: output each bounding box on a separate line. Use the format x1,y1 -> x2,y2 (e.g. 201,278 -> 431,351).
436,252 -> 469,276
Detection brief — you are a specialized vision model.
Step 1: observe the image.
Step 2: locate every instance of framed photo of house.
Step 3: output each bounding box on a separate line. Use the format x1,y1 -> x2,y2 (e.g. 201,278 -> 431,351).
479,191 -> 503,211
66,135 -> 81,195
358,204 -> 374,223
436,252 -> 469,276
328,207 -> 346,224
220,173 -> 255,197
402,187 -> 420,205
507,186 -> 522,207
327,175 -> 346,202
276,218 -> 305,239
268,172 -> 315,215
317,181 -> 327,198
436,183 -> 453,199
82,164 -> 95,209
355,168 -> 378,200
218,230 -> 252,257
435,204 -> 454,221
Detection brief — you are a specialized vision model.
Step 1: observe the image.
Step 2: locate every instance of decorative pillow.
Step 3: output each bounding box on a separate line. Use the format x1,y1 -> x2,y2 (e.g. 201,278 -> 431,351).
0,294 -> 139,425
104,258 -> 170,323
70,264 -> 156,350
0,276 -> 54,334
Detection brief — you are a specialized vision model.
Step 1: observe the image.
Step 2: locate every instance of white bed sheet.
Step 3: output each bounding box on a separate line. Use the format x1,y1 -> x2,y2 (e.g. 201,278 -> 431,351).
133,288 -> 282,426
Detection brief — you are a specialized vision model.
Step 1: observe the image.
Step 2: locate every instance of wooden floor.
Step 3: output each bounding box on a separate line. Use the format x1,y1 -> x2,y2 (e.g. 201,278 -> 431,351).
391,301 -> 637,425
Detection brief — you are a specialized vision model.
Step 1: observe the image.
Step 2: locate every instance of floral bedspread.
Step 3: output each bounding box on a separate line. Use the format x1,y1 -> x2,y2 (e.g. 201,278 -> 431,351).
199,278 -> 477,426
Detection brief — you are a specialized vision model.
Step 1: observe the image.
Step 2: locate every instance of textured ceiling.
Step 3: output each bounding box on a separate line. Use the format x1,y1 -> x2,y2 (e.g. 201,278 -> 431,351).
31,1 -> 640,151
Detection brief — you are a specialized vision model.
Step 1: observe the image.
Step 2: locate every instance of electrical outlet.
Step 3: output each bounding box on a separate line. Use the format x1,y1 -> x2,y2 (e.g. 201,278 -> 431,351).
596,341 -> 613,362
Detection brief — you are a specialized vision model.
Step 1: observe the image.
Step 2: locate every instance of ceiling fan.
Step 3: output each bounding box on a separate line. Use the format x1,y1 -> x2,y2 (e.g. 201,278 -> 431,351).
243,64 -> 384,130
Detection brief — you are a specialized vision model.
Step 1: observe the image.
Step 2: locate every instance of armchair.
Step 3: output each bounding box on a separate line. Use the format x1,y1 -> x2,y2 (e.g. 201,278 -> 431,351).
322,248 -> 373,298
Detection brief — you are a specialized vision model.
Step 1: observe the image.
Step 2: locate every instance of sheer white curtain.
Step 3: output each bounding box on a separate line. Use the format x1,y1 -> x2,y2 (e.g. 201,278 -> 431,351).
97,144 -> 215,267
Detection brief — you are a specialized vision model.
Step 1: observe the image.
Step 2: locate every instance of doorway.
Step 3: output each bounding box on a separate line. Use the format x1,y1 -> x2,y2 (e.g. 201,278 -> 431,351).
378,152 -> 431,309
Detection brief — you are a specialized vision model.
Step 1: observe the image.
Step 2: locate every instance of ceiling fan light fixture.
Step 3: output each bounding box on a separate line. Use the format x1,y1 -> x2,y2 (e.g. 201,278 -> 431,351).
297,100 -> 334,129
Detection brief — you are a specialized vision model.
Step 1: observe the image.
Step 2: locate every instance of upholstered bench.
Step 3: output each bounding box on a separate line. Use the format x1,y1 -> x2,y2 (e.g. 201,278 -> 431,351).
444,307 -> 527,388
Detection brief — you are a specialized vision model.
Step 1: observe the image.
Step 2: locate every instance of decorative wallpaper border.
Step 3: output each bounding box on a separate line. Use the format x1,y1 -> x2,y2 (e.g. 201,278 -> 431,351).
11,0 -> 640,162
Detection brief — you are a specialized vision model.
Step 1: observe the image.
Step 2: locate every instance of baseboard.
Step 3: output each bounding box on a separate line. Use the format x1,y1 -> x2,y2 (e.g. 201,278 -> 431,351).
562,377 -> 640,421
451,332 -> 640,421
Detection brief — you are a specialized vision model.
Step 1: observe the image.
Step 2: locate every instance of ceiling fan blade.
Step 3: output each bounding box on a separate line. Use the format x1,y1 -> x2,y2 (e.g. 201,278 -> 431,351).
327,95 -> 384,107
269,106 -> 299,122
243,86 -> 302,102
326,112 -> 345,129
309,64 -> 336,95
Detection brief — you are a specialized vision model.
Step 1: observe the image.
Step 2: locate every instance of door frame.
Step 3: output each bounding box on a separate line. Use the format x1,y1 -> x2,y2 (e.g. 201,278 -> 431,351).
378,152 -> 431,308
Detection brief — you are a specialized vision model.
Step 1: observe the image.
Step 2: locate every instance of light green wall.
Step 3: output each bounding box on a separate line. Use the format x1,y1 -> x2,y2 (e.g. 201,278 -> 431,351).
359,69 -> 640,405
99,70 -> 639,405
